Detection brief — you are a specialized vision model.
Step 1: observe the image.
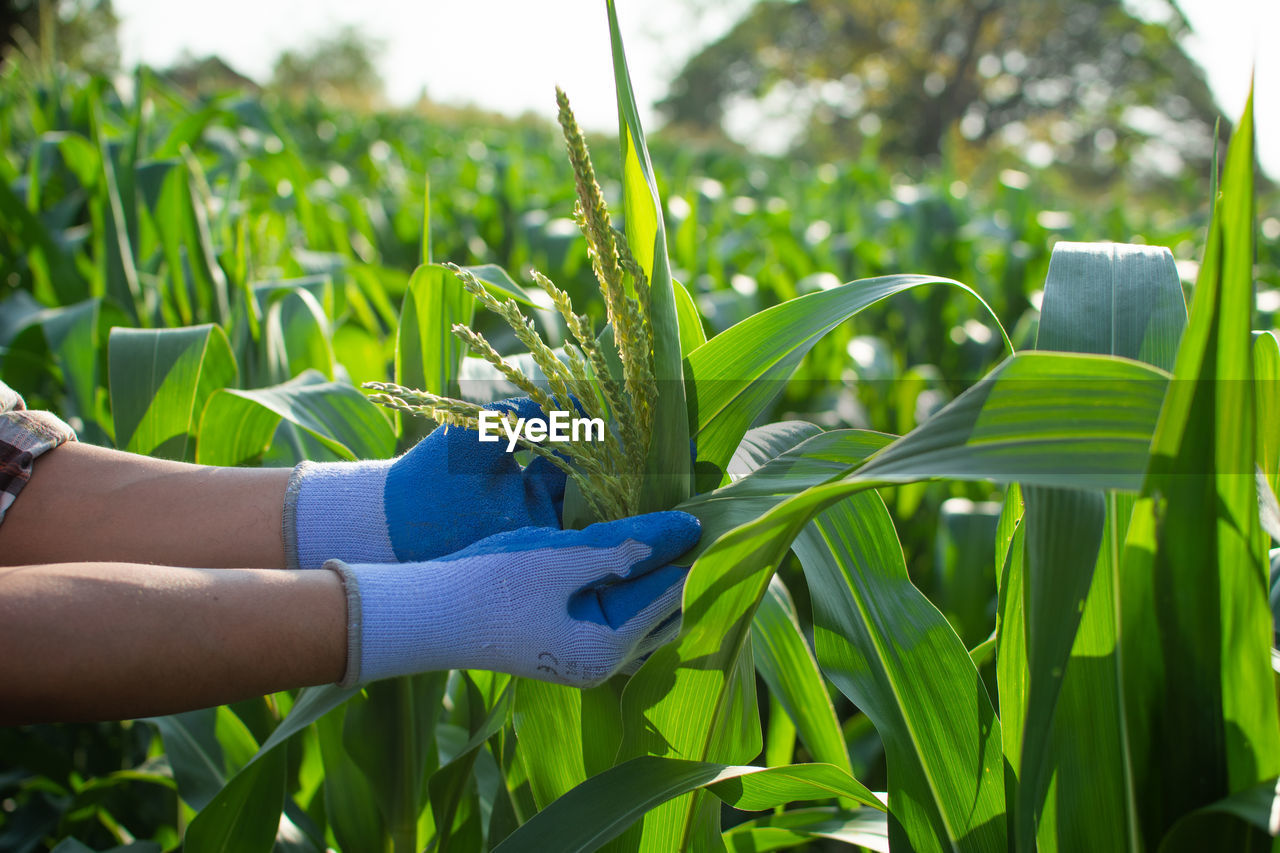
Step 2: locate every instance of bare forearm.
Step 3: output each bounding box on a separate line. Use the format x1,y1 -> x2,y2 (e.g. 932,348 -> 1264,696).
0,442 -> 292,568
0,562 -> 346,724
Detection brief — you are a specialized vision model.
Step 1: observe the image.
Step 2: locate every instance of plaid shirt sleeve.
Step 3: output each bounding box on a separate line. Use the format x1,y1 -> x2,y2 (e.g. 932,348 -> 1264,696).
0,381 -> 77,526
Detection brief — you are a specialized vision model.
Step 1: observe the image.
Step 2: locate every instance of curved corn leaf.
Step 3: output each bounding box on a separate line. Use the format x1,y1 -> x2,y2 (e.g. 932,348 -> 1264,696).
196,370 -> 395,466
795,492 -> 1006,852
685,274 -> 1009,491
753,576 -> 852,778
493,758 -> 881,853
183,734 -> 286,853
1158,776 -> 1280,852
108,323 -> 237,460
721,807 -> 890,853
726,422 -> 852,779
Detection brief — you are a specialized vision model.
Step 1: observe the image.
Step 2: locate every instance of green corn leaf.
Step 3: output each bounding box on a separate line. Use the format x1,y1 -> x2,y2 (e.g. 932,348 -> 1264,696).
994,490 -> 1027,815
753,576 -> 853,779
108,323 -> 237,460
606,0 -> 691,511
1255,331 -> 1280,497
512,680 -> 590,809
795,493 -> 1006,852
259,286 -> 336,383
1118,88 -> 1280,845
151,153 -> 230,326
1015,241 -> 1185,850
428,678 -> 514,852
679,350 -> 1168,554
344,674 -> 447,852
763,693 -> 797,770
317,701 -> 387,853
1015,485 -> 1105,846
624,351 -> 1164,849
685,274 -> 1008,491
196,370 -> 395,466
92,100 -> 145,324
726,423 -> 851,778
397,264 -> 475,401
182,732 -> 286,853
674,278 -> 706,357
721,807 -> 890,853
494,758 -> 882,853
144,709 -> 231,812
512,677 -> 623,810
0,171 -> 87,305
2,297 -> 103,440
681,429 -> 896,555
1158,777 -> 1280,852
395,263 -> 475,446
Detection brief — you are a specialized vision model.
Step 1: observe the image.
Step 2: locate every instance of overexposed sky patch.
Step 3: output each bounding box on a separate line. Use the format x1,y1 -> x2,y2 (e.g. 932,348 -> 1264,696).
115,0 -> 1278,175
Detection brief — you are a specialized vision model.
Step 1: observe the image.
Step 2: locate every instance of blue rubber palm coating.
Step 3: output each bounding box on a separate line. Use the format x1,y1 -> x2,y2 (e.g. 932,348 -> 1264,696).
383,397 -> 566,561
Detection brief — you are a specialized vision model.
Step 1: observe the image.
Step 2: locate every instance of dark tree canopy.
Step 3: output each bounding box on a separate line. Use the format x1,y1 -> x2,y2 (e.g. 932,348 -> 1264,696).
0,0 -> 118,73
660,0 -> 1227,186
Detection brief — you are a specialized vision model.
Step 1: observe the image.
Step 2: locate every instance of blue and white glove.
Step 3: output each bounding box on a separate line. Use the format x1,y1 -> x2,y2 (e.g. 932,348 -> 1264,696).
285,398 -> 565,569
326,511 -> 701,687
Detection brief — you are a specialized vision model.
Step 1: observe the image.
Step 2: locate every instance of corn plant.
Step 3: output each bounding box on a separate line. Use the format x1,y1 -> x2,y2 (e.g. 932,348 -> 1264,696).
2,3 -> 1278,852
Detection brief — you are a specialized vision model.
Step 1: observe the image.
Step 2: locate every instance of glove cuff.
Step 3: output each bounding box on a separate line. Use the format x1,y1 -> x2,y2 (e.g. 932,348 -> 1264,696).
286,459 -> 396,570
327,557 -> 501,686
324,559 -> 366,688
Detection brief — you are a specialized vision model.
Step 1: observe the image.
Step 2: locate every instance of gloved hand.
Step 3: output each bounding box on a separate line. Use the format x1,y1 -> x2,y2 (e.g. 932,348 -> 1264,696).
325,511 -> 701,687
285,397 -> 565,569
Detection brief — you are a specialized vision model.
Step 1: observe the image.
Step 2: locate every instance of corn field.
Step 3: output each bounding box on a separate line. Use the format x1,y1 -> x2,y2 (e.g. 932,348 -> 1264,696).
1,2 -> 1279,851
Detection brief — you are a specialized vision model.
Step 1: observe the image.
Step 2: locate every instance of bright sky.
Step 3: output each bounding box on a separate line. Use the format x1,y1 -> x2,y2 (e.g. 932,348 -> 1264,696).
114,0 -> 1278,176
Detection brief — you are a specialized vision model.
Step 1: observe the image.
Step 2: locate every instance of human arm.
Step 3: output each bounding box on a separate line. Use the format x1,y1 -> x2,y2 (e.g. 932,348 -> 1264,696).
0,441 -> 292,569
1,512 -> 700,723
0,561 -> 345,724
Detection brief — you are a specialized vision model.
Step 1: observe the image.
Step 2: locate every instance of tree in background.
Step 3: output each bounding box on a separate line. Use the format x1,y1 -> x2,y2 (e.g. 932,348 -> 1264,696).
269,25 -> 385,109
0,0 -> 118,74
660,0 -> 1226,189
